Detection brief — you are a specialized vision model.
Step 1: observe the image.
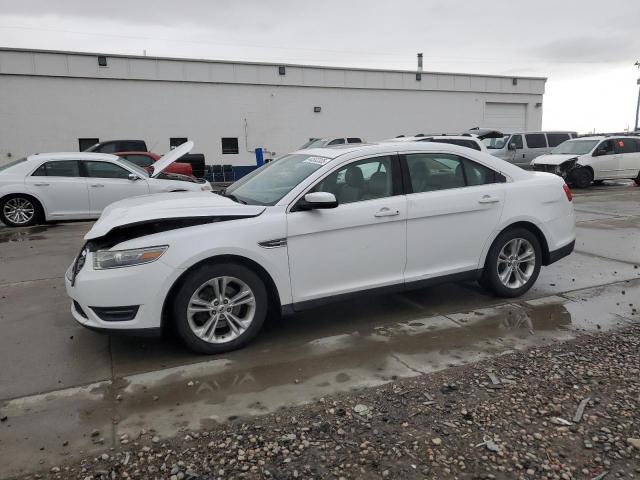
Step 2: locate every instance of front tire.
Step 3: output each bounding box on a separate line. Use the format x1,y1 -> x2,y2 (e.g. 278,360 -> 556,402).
172,263 -> 268,354
0,195 -> 42,227
480,228 -> 542,298
571,167 -> 593,189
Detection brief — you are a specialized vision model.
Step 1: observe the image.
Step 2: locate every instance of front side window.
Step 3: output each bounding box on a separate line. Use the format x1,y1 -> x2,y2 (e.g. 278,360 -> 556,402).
406,153 -> 499,193
84,161 -> 130,179
483,135 -> 509,149
312,156 -> 395,204
32,160 -> 81,177
508,135 -> 523,149
525,134 -> 547,149
596,140 -> 615,155
225,154 -> 331,206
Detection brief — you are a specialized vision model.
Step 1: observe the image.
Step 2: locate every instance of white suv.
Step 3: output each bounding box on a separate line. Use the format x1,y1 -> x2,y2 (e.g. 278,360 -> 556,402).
66,142 -> 575,354
530,135 -> 640,188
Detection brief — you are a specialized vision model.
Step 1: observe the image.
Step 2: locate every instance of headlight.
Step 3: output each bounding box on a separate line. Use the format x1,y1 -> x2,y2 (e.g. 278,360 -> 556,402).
93,246 -> 168,270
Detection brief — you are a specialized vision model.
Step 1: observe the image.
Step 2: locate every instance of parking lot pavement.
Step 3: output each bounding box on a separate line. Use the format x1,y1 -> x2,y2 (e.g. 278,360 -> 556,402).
0,183 -> 639,477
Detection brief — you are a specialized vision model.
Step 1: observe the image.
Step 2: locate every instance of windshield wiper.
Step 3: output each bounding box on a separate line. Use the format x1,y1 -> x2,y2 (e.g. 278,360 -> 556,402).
220,190 -> 247,205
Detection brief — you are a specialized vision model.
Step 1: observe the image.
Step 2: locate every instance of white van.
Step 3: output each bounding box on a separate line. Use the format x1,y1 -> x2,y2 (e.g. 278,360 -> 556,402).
531,135 -> 640,188
475,130 -> 578,167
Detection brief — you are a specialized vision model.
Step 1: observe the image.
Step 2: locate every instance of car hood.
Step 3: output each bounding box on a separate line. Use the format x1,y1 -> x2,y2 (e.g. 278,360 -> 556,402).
150,141 -> 194,178
530,154 -> 578,166
85,192 -> 266,240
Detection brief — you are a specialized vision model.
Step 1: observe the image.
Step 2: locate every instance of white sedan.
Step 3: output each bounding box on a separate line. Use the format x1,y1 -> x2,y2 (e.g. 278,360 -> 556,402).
0,142 -> 210,227
66,142 -> 575,354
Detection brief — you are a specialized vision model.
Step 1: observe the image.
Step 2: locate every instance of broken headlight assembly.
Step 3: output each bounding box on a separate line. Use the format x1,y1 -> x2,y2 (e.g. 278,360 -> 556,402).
93,246 -> 168,270
558,158 -> 578,176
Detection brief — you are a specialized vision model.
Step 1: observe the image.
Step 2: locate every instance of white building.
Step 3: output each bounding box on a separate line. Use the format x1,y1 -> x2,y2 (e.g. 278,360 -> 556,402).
0,48 -> 545,174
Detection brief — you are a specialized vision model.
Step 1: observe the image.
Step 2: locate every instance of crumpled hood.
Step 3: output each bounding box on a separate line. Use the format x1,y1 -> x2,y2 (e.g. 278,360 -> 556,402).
85,191 -> 266,240
531,154 -> 578,166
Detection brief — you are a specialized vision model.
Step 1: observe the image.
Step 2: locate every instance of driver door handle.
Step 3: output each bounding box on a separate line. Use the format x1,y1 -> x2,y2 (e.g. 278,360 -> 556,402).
478,195 -> 500,204
90,183 -> 105,188
374,207 -> 400,217
33,183 -> 50,187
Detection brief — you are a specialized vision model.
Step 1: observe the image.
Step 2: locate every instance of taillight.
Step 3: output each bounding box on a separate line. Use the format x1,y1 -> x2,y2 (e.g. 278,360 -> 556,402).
563,184 -> 573,202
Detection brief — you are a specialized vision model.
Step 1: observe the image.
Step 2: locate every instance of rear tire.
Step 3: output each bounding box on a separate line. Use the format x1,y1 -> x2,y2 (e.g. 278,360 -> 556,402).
480,228 -> 542,298
592,180 -> 604,186
571,167 -> 593,189
0,194 -> 43,227
172,263 -> 268,354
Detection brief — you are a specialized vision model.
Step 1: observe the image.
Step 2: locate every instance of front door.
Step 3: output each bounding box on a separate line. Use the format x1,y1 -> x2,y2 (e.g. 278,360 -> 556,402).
592,139 -> 620,179
82,160 -> 150,214
403,152 -> 505,281
25,160 -> 90,219
286,155 -> 407,304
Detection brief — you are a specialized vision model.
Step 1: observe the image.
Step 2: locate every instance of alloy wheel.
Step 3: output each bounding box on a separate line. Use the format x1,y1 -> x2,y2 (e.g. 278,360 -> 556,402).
186,276 -> 256,344
3,197 -> 35,225
496,238 -> 536,289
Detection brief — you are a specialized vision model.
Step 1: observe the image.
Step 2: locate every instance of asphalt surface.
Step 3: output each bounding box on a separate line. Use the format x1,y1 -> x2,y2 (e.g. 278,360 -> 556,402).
0,181 -> 639,478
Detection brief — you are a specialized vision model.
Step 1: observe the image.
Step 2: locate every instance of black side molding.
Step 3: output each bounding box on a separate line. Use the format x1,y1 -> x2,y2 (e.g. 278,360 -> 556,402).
545,240 -> 575,266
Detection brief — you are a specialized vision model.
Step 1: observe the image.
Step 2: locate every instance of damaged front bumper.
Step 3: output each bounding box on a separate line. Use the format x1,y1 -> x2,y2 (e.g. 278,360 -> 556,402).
531,159 -> 579,181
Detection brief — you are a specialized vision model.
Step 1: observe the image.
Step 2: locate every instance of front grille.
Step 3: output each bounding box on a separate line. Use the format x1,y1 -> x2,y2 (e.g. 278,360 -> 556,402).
73,300 -> 88,319
90,306 -> 140,322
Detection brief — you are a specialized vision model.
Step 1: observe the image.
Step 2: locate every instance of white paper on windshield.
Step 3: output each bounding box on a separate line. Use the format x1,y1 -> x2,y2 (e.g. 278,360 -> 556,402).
303,156 -> 331,166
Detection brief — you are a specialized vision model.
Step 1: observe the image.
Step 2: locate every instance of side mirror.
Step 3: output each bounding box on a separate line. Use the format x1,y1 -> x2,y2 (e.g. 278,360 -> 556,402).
298,192 -> 338,210
508,143 -> 518,151
128,173 -> 140,181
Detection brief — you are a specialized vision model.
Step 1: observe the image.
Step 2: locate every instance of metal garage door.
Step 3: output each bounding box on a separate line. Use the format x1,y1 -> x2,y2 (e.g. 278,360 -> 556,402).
484,102 -> 526,131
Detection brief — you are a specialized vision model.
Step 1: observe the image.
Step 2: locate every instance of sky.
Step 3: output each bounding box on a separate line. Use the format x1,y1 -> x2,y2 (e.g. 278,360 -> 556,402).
1,0 -> 639,133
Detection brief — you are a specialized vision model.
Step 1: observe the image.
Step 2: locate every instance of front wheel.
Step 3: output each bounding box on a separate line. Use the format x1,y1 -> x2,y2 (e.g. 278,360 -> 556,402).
172,263 -> 268,354
480,228 -> 542,298
570,167 -> 593,189
0,195 -> 42,227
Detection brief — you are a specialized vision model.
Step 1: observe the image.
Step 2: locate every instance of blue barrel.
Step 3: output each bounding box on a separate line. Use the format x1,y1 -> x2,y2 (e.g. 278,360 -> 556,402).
255,148 -> 264,167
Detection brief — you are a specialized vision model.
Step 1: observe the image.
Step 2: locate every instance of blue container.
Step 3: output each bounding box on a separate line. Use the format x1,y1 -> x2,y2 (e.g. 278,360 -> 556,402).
255,147 -> 264,167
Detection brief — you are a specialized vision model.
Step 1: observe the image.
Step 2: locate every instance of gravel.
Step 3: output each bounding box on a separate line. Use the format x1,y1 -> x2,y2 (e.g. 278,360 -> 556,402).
17,324 -> 640,480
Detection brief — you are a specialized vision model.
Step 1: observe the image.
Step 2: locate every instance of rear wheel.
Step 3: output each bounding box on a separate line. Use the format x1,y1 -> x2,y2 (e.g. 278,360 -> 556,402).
0,195 -> 42,227
480,228 -> 542,298
571,167 -> 593,189
592,180 -> 604,186
172,263 -> 268,354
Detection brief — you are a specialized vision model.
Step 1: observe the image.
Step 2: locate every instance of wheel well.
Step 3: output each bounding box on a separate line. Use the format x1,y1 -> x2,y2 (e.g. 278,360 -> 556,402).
0,193 -> 44,217
160,254 -> 282,332
496,221 -> 551,266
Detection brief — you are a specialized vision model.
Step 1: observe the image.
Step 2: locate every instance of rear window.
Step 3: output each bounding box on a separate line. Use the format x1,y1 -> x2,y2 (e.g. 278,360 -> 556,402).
525,134 -> 547,149
0,157 -> 27,172
546,133 -> 570,148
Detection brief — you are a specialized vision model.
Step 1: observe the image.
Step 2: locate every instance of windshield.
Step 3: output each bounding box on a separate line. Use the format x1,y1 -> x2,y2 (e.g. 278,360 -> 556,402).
482,136 -> 509,149
0,157 -> 27,173
225,153 -> 330,205
300,138 -> 328,149
551,139 -> 598,155
119,158 -> 150,177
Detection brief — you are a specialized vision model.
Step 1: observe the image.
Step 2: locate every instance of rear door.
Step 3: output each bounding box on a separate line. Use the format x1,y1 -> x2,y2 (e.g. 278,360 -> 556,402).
615,138 -> 640,178
82,160 -> 149,214
403,152 -> 505,281
25,160 -> 90,219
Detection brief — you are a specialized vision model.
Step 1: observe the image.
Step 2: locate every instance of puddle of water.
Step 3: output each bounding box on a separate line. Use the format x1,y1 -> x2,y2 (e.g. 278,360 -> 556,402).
0,224 -> 57,243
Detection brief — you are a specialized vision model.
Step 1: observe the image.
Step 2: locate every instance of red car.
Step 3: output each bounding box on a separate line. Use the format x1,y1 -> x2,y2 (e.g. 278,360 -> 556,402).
116,151 -> 193,176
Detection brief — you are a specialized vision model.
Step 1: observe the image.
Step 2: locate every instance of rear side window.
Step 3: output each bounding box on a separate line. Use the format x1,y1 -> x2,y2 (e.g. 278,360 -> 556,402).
546,133 -> 570,148
347,138 -> 362,144
84,161 -> 130,179
460,158 -> 500,185
328,138 -> 345,146
525,134 -> 547,149
32,160 -> 81,177
615,138 -> 637,154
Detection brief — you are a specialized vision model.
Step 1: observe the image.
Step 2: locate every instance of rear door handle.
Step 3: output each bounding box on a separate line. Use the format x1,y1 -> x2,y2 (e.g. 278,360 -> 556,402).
90,184 -> 105,188
33,183 -> 50,187
478,195 -> 500,204
374,207 -> 400,217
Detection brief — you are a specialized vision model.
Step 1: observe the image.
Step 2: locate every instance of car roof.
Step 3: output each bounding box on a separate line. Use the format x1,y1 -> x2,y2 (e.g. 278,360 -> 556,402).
26,152 -> 120,162
297,141 -> 494,160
